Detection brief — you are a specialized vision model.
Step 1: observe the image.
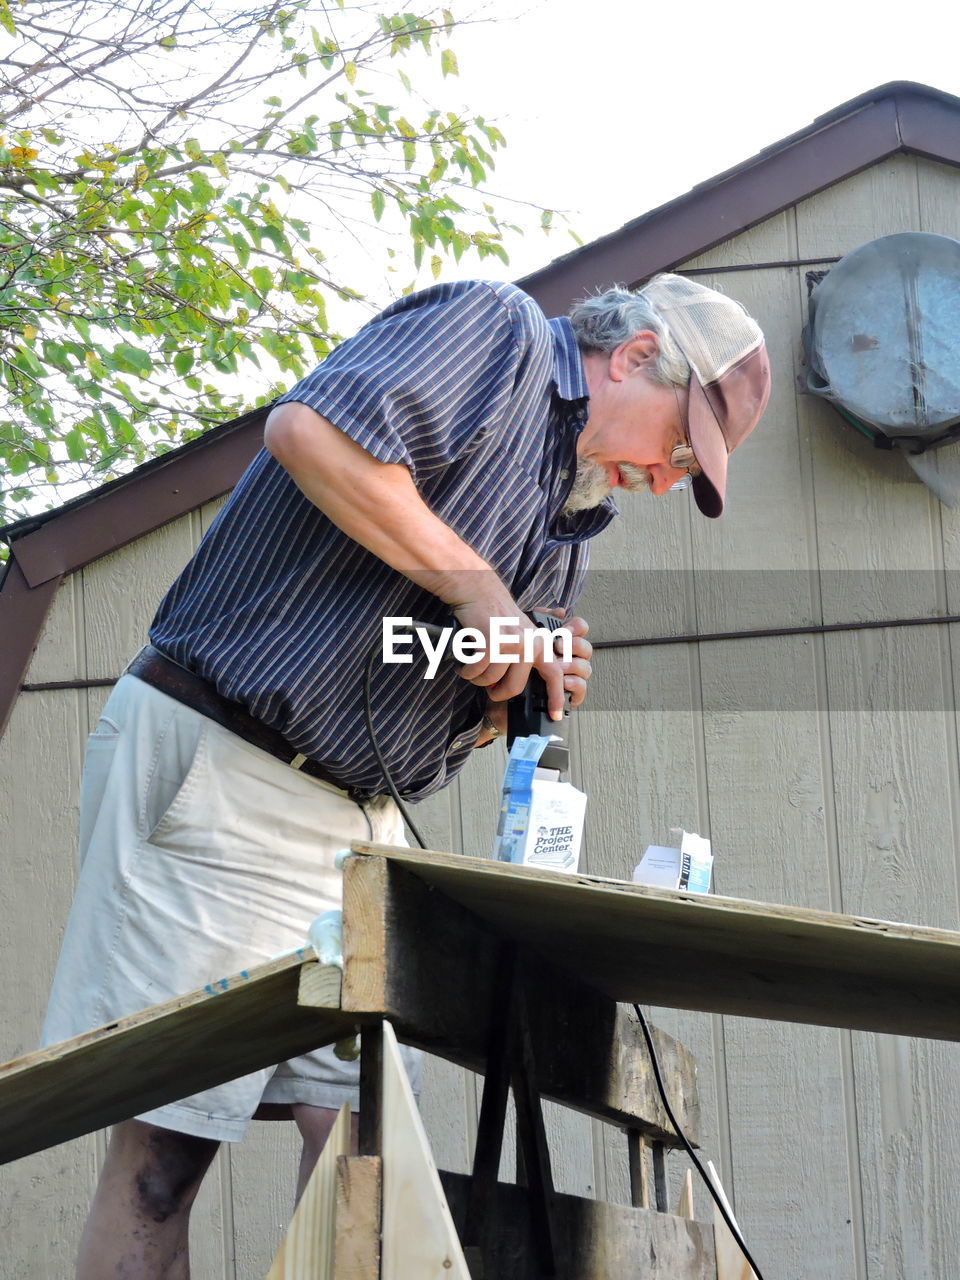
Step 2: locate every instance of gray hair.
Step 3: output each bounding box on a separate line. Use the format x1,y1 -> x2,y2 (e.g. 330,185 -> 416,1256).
568,283 -> 690,388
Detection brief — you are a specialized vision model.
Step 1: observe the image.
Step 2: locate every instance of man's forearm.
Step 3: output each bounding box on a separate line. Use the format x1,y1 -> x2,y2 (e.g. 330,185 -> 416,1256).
264,402 -> 508,608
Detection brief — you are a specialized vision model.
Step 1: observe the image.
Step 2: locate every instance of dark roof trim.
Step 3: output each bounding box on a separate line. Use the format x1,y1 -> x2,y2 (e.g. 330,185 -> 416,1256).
0,558 -> 62,740
519,83 -> 960,314
8,408 -> 268,588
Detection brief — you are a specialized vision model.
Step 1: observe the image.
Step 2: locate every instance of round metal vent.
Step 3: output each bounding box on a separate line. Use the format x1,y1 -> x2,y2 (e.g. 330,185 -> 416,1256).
805,231 -> 960,442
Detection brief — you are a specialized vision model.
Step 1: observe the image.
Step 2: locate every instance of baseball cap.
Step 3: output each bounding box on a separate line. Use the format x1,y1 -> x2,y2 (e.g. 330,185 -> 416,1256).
639,274 -> 771,518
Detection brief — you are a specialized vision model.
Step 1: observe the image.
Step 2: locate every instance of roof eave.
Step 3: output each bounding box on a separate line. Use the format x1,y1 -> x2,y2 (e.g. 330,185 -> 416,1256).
519,84 -> 960,314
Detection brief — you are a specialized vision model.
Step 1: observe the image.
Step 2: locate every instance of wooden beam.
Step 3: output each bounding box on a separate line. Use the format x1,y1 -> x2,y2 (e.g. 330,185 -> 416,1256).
334,852 -> 700,1146
0,954 -> 350,1164
708,1163 -> 759,1280
347,844 -> 960,1042
332,1156 -> 381,1279
440,1172 -> 717,1280
267,1102 -> 351,1279
380,1021 -> 470,1280
677,1170 -> 695,1221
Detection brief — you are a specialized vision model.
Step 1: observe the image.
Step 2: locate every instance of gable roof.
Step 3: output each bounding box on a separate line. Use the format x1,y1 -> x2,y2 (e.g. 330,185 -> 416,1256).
518,80 -> 960,313
3,79 -> 959,736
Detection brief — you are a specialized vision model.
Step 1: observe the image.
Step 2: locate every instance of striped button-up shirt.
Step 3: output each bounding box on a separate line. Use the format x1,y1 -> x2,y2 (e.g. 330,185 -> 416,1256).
150,280 -> 616,799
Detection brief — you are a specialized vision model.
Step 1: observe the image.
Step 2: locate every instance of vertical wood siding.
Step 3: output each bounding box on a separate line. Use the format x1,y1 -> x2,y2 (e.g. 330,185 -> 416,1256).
4,153 -> 960,1276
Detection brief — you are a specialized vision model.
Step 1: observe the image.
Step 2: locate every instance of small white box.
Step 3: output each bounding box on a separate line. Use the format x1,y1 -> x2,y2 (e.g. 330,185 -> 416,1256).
633,830 -> 713,893
493,736 -> 586,873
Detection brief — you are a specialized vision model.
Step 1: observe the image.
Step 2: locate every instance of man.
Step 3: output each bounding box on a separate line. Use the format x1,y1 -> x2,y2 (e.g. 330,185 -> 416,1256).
42,273 -> 770,1277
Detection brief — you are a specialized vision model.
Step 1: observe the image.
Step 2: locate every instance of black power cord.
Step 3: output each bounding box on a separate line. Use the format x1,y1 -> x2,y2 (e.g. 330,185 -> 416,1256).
632,1002 -> 768,1280
362,634 -> 431,848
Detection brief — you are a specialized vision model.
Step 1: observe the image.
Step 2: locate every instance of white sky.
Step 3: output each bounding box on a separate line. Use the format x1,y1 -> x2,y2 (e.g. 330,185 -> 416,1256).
402,0 -> 960,286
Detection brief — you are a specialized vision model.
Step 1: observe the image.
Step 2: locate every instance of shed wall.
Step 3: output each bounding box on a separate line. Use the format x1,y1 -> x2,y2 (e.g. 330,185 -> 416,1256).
3,152 -> 960,1277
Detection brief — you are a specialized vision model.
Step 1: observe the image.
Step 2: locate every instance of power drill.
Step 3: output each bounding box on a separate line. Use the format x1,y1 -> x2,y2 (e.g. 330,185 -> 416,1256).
506,610 -> 572,780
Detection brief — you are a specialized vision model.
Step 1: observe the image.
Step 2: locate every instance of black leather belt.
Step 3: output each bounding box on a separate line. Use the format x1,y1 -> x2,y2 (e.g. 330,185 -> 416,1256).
127,646 -> 364,799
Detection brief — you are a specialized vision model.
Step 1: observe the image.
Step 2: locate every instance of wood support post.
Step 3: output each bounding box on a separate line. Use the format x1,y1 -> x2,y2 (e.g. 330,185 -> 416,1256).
464,946 -> 517,1248
628,1130 -> 650,1209
511,982 -> 559,1277
358,1022 -> 383,1158
652,1141 -> 669,1213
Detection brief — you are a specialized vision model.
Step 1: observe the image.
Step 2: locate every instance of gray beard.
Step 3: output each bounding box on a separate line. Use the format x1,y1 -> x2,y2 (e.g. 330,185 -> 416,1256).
562,458 -> 611,514
562,459 -> 652,515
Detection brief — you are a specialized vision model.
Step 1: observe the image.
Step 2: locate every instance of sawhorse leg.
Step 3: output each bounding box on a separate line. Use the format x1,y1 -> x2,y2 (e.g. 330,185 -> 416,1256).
463,944 -> 560,1279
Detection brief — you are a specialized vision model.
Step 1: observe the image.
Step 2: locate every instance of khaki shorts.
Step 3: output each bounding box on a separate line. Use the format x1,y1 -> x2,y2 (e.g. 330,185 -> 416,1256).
41,674 -> 421,1142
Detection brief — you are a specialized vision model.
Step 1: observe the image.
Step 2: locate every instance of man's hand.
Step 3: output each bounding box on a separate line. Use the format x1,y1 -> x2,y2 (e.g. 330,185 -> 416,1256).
452,604 -> 593,723
559,616 -> 593,708
473,615 -> 592,747
450,598 -> 568,720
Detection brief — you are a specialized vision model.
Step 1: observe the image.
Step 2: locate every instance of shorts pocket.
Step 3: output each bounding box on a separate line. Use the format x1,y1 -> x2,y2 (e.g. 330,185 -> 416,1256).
143,713 -> 208,845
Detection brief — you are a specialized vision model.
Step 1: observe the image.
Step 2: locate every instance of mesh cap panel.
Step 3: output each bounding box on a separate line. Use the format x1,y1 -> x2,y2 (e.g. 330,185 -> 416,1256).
639,274 -> 764,385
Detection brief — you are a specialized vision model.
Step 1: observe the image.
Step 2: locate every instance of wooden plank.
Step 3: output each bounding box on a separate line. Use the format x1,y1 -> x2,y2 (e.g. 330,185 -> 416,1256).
0,956 -> 350,1164
677,1169 -> 694,1221
410,779 -> 479,1180
333,1156 -> 381,1279
267,1102 -> 351,1279
345,844 -> 960,1042
336,851 -> 700,1144
708,1163 -> 758,1280
381,1021 -> 470,1280
358,1022 -> 384,1158
627,1132 -> 650,1210
441,1171 -> 717,1279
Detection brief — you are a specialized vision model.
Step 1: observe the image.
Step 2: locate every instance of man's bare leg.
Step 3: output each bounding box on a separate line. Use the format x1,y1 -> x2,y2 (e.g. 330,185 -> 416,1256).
291,1103 -> 360,1202
76,1119 -> 219,1280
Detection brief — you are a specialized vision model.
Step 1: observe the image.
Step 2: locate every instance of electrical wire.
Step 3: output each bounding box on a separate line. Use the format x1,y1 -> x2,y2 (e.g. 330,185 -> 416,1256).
632,1002 -> 768,1280
363,636 -> 428,848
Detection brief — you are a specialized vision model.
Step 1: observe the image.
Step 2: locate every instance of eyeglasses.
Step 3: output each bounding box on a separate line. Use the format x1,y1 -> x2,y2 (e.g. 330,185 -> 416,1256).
669,442 -> 701,476
670,387 -> 702,491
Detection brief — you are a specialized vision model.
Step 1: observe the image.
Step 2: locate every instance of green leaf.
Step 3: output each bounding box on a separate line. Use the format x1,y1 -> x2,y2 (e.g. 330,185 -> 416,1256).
114,343 -> 153,376
230,233 -> 250,268
440,49 -> 458,77
0,0 -> 15,36
371,189 -> 385,221
259,225 -> 286,252
250,266 -> 273,294
65,429 -> 86,461
343,60 -> 357,85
